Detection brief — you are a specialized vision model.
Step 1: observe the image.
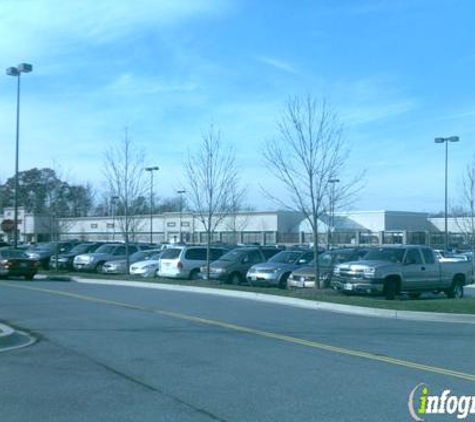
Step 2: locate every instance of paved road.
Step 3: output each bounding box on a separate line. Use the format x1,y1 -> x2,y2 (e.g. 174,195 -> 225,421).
0,280 -> 474,422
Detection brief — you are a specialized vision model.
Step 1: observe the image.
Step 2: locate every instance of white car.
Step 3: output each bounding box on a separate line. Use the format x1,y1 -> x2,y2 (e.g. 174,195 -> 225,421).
129,252 -> 162,278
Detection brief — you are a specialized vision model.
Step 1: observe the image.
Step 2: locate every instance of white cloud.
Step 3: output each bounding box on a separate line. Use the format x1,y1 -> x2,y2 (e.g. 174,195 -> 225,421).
257,56 -> 300,75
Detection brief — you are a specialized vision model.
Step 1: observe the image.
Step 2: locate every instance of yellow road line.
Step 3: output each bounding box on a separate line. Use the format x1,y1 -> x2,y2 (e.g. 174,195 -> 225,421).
3,282 -> 475,382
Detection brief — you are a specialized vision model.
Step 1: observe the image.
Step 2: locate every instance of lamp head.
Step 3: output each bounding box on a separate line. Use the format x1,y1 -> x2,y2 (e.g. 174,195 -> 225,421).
6,67 -> 19,76
17,63 -> 33,73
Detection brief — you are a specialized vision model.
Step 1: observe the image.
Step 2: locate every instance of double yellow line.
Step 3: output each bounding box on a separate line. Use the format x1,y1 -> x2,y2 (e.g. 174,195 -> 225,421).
3,282 -> 475,383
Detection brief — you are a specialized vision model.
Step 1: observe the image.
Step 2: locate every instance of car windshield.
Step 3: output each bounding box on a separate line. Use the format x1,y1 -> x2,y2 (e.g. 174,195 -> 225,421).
35,243 -> 56,251
146,252 -> 162,260
160,248 -> 182,259
0,249 -> 28,259
363,248 -> 405,263
218,249 -> 247,261
318,253 -> 334,266
130,250 -> 149,261
69,244 -> 94,254
94,245 -> 118,254
268,251 -> 303,264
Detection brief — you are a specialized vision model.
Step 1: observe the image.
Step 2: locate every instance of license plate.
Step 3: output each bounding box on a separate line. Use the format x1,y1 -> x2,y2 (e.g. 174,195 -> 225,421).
251,275 -> 257,281
344,283 -> 353,291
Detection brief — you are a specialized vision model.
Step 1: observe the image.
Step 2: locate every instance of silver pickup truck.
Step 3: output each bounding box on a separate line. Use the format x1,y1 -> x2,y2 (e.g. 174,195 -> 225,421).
332,245 -> 473,300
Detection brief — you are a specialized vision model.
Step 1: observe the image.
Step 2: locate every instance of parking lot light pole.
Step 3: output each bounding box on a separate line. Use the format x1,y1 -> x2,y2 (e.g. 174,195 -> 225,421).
111,196 -> 119,241
328,178 -> 340,248
435,136 -> 460,251
6,63 -> 33,249
145,166 -> 159,244
177,190 -> 186,243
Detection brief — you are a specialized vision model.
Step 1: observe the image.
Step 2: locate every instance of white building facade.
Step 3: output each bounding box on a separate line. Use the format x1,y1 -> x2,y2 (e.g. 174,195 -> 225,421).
2,207 -> 473,248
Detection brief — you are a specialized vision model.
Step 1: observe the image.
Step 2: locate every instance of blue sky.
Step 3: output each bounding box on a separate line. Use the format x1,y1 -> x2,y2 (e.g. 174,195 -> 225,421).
1,0 -> 474,213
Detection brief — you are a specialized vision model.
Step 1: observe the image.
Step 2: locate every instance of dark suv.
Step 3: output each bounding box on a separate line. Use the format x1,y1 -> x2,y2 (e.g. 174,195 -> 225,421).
201,246 -> 283,284
50,242 -> 105,270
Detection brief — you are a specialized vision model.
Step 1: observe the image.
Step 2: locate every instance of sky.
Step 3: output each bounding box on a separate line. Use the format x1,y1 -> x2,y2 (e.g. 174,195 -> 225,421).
1,0 -> 475,213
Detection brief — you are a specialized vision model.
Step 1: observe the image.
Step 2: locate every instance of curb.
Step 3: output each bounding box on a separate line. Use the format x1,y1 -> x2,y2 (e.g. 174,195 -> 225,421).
74,278 -> 475,325
464,284 -> 475,297
0,322 -> 37,352
0,323 -> 14,340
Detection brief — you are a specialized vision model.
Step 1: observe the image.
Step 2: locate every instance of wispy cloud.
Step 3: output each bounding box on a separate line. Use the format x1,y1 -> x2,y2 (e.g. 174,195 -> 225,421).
104,73 -> 198,95
0,0 -> 230,56
342,100 -> 418,125
257,56 -> 300,75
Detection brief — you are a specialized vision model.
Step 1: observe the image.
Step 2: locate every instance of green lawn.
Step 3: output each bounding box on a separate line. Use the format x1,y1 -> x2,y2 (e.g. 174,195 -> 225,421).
40,270 -> 475,315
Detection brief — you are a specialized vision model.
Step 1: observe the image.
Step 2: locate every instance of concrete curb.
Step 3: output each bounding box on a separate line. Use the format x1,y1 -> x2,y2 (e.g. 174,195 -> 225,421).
0,322 -> 36,352
74,278 -> 475,325
464,284 -> 475,297
0,323 -> 14,340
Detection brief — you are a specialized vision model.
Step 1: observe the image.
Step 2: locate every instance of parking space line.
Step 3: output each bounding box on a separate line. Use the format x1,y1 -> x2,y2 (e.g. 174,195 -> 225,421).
3,282 -> 475,382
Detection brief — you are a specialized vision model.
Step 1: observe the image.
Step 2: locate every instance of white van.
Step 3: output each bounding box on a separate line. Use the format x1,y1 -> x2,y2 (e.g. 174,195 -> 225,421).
157,245 -> 229,279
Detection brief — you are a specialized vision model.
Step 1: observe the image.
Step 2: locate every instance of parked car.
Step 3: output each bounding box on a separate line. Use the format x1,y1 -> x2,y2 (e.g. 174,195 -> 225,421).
129,251 -> 163,278
0,249 -> 40,280
332,245 -> 473,299
25,241 -> 78,269
101,249 -> 163,275
246,249 -> 315,288
73,243 -> 151,272
158,245 -> 230,280
288,248 -> 371,288
50,242 -> 105,270
202,246 -> 283,284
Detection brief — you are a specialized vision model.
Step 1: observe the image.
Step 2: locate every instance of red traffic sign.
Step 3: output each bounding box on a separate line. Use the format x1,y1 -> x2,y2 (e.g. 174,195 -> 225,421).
1,219 -> 15,233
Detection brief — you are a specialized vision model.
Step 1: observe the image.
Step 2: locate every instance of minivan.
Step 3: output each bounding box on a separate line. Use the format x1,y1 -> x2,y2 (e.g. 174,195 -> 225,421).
157,245 -> 229,279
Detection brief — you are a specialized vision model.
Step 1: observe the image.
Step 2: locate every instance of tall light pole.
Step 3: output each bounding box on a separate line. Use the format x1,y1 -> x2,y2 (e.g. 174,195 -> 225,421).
435,136 -> 460,251
177,190 -> 186,243
328,178 -> 340,248
6,63 -> 33,248
145,166 -> 159,244
111,195 -> 119,241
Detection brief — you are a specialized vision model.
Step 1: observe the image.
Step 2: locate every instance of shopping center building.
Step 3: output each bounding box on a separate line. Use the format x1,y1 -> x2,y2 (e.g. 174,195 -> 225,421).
2,207 -> 471,249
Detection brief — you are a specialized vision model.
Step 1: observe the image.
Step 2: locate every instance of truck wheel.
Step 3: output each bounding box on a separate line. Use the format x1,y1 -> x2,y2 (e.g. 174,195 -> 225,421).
384,280 -> 397,300
446,280 -> 464,299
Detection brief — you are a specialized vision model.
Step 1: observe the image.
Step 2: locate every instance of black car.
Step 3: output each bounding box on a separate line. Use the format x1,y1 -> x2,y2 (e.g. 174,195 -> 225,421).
0,249 -> 39,280
49,242 -> 105,270
25,241 -> 78,269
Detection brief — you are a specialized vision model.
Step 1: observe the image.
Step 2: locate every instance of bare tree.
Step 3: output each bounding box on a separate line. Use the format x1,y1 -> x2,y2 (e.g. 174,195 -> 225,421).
224,182 -> 249,244
456,154 -> 475,274
103,128 -> 147,272
184,125 -> 241,278
263,96 -> 364,288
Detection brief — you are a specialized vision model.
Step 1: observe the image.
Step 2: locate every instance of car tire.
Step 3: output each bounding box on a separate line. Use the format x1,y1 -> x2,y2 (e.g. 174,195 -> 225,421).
229,273 -> 242,285
445,279 -> 464,299
189,269 -> 200,280
278,273 -> 290,289
384,280 -> 397,300
408,293 -> 421,300
96,262 -> 105,273
25,274 -> 35,281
